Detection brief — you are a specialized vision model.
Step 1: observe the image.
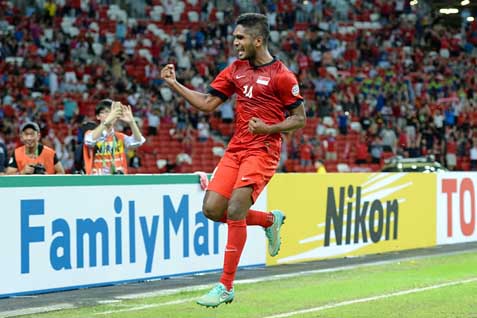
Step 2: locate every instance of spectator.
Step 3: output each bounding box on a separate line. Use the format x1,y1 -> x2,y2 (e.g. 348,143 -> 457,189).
73,121 -> 97,174
370,135 -> 384,164
315,159 -> 327,173
381,122 -> 397,154
83,100 -> 146,175
5,122 -> 65,175
407,139 -> 421,158
337,110 -> 348,135
43,0 -> 56,25
445,134 -> 457,170
470,140 -> 477,171
163,0 -> 174,25
220,98 -> 234,123
129,149 -> 142,168
444,106 -> 456,127
0,133 -> 8,175
197,116 -> 210,142
434,109 -> 445,137
58,143 -> 74,172
63,97 -> 78,123
323,131 -> 337,161
299,135 -> 313,167
116,20 -> 127,42
315,117 -> 326,136
355,133 -> 369,164
146,107 -> 160,136
48,66 -> 59,94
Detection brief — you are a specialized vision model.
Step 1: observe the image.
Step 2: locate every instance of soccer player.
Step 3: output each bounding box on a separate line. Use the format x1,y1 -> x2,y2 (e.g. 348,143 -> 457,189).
160,13 -> 306,307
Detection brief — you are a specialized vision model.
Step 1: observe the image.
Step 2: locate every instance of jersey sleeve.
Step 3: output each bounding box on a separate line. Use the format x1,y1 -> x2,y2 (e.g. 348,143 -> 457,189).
208,64 -> 235,101
275,70 -> 303,110
124,133 -> 146,148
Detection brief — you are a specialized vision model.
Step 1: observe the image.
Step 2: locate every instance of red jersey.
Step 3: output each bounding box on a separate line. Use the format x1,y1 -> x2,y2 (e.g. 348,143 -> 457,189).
210,58 -> 303,152
446,141 -> 457,154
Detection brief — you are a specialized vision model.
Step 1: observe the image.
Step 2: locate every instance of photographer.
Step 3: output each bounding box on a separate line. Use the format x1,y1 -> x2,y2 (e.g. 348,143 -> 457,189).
83,99 -> 145,175
6,122 -> 65,175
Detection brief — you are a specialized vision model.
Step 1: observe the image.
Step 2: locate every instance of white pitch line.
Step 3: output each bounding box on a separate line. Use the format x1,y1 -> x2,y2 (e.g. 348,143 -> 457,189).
4,248 -> 475,318
88,249 -> 477,316
0,303 -> 76,318
116,248 -> 477,300
115,264 -> 378,301
94,297 -> 198,315
263,277 -> 477,318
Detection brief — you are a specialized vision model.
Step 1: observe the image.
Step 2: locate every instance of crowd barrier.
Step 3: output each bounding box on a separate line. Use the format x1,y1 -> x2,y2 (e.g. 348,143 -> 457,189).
1,172 -> 476,297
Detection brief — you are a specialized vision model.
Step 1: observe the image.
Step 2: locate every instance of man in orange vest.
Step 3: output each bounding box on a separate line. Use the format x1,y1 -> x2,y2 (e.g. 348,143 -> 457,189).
83,99 -> 145,175
6,122 -> 65,175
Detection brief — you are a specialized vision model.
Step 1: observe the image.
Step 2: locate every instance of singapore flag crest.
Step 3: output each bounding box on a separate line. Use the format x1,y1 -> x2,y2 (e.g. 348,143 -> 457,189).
256,76 -> 270,85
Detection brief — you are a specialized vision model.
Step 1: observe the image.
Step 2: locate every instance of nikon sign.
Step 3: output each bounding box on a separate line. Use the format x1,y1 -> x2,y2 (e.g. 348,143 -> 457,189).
324,185 -> 399,247
267,173 -> 436,265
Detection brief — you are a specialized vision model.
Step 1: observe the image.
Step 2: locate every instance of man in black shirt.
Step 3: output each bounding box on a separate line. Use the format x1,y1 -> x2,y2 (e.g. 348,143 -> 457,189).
0,133 -> 8,175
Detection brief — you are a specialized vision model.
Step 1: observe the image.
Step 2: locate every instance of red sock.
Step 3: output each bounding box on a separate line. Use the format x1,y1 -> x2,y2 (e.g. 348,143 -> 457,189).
220,219 -> 247,291
246,209 -> 274,227
218,210 -> 273,227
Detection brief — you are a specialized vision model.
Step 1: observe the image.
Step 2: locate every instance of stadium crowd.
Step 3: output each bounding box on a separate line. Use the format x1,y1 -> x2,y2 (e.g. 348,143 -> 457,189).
1,0 -> 477,173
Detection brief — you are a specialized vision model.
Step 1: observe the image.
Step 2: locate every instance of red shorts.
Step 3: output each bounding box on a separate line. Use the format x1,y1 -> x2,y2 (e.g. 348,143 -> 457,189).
207,148 -> 279,203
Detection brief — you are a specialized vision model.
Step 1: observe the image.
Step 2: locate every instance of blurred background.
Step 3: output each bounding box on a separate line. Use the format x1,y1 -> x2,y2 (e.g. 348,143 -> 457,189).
1,0 -> 477,174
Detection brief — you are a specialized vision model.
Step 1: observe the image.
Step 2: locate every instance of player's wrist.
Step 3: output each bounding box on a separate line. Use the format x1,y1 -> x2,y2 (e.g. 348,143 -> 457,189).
265,125 -> 275,134
169,79 -> 180,90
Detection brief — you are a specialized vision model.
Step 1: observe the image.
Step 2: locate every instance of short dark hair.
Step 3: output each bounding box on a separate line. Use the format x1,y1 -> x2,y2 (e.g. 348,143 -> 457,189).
95,99 -> 113,115
236,13 -> 270,45
80,121 -> 97,137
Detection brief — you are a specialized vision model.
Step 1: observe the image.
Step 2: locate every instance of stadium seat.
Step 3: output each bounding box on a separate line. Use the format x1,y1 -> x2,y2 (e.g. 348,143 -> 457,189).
187,11 -> 199,22
270,30 -> 280,43
150,5 -> 164,21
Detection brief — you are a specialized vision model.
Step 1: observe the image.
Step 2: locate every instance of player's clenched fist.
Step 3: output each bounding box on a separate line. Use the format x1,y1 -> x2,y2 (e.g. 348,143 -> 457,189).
248,117 -> 270,134
160,64 -> 176,84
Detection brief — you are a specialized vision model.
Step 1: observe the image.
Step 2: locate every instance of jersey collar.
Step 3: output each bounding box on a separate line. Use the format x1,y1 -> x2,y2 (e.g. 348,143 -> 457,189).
250,56 -> 277,69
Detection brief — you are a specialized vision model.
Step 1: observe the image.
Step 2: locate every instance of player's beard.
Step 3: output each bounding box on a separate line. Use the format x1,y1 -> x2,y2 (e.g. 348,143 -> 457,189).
237,44 -> 255,61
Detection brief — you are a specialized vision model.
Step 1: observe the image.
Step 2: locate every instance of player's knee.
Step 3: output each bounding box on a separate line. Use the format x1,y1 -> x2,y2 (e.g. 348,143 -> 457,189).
202,202 -> 224,222
227,201 -> 247,220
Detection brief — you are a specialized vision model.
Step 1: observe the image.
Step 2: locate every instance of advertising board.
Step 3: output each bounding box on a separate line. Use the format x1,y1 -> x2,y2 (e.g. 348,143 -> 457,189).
0,175 -> 266,297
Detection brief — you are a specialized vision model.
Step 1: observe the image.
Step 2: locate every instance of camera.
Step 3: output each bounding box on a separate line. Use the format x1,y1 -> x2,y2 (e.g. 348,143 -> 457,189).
32,164 -> 46,175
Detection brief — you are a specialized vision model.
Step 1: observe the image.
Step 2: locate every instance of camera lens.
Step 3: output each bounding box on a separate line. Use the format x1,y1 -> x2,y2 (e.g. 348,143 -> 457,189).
33,164 -> 46,174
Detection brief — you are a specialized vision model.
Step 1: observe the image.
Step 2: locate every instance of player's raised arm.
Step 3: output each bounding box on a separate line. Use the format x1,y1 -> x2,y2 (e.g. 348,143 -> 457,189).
160,64 -> 223,113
